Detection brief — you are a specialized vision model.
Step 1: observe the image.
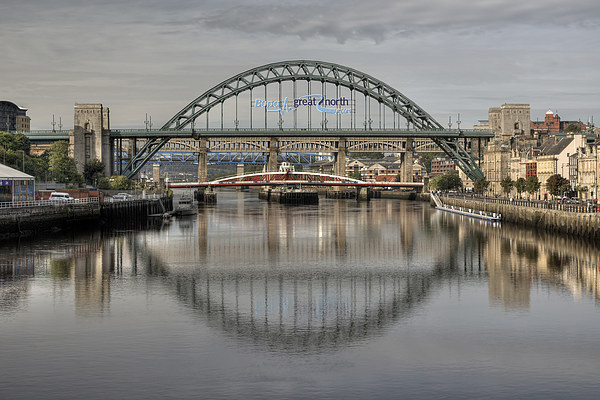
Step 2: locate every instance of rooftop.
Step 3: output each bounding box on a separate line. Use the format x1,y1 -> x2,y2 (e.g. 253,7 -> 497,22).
0,163 -> 34,179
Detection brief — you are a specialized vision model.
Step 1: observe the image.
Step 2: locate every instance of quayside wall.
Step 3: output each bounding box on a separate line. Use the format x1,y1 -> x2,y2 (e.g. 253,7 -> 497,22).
439,196 -> 600,240
0,197 -> 172,240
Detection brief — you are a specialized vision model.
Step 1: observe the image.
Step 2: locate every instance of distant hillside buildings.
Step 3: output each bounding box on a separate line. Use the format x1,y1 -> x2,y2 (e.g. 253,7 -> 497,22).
477,104 -> 598,199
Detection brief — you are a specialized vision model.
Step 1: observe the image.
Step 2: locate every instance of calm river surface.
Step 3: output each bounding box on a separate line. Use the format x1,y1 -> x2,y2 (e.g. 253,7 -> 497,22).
1,192 -> 600,399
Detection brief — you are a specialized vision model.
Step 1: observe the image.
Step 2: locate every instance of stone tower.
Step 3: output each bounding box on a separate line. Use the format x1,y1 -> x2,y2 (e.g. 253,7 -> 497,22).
488,104 -> 530,136
70,104 -> 111,176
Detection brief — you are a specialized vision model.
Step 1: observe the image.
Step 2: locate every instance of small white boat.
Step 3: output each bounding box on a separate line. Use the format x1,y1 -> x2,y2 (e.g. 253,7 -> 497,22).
174,195 -> 196,216
437,204 -> 501,221
431,192 -> 501,222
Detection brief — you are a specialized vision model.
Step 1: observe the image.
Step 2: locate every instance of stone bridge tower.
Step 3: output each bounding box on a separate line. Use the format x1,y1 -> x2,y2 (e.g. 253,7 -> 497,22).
70,103 -> 111,176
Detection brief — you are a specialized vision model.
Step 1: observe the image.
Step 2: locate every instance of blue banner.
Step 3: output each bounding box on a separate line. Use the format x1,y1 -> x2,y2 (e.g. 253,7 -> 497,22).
0,180 -> 12,186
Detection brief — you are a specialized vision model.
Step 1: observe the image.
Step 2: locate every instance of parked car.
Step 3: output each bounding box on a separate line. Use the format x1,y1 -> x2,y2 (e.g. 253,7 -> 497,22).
49,192 -> 75,203
113,193 -> 133,200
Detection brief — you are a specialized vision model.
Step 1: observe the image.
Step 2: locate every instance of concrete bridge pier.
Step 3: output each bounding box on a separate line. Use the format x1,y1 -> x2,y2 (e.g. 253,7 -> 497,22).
401,139 -> 414,182
197,138 -> 207,182
71,103 -> 111,176
332,138 -> 348,194
356,187 -> 372,202
236,163 -> 245,176
236,164 -> 248,191
333,138 -> 347,177
266,138 -> 279,172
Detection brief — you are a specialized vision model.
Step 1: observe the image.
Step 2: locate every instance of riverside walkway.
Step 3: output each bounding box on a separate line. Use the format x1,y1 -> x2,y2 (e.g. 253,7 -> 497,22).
443,194 -> 599,214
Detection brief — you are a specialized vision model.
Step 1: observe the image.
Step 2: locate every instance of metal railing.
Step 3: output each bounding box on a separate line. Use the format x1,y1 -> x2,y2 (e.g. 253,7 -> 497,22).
0,197 -> 100,209
443,194 -> 600,214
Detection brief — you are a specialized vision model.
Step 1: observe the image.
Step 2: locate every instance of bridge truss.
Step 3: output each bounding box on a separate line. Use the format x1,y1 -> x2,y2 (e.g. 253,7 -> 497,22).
110,60 -> 492,180
118,151 -> 333,165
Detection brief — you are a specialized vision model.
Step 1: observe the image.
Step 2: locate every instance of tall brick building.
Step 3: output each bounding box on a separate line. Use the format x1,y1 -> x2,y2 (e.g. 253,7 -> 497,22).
531,109 -> 587,134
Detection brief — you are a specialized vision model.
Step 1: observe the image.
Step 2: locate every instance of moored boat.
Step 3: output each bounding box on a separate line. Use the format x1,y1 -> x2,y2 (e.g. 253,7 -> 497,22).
174,195 -> 196,216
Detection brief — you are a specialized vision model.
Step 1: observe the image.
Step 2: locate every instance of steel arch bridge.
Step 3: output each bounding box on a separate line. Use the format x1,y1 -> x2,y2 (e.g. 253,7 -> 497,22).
113,60 -> 492,180
168,171 -> 424,189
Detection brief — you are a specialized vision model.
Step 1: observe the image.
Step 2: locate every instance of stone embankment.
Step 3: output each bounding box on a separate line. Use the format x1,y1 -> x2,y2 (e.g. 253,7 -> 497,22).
0,197 -> 172,240
437,196 -> 600,240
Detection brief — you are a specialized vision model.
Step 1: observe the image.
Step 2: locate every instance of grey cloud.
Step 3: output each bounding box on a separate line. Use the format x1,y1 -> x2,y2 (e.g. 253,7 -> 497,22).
201,0 -> 600,42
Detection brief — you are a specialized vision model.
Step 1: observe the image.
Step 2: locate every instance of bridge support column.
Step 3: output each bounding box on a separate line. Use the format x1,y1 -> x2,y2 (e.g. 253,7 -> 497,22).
332,138 -> 347,193
152,163 -> 160,184
402,139 -> 413,182
71,103 -> 111,176
333,138 -> 347,177
197,138 -> 207,182
266,138 -> 279,172
236,163 -> 245,176
356,187 -> 371,201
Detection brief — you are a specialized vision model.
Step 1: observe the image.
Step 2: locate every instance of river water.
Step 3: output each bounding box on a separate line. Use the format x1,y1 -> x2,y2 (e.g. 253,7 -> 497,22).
1,192 -> 599,399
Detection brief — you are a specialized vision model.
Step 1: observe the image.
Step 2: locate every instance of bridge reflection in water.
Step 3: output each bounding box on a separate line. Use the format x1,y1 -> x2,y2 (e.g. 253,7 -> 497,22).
2,195 -> 600,351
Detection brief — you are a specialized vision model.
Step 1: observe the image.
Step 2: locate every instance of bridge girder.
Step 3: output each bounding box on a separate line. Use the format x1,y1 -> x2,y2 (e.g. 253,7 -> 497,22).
120,60 -> 489,180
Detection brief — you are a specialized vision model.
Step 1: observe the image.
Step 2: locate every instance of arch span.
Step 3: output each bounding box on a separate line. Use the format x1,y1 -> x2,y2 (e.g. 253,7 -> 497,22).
163,60 -> 443,131
122,60 -> 488,181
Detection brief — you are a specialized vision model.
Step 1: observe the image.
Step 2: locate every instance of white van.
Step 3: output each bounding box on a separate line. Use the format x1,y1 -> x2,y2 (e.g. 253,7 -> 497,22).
49,192 -> 75,203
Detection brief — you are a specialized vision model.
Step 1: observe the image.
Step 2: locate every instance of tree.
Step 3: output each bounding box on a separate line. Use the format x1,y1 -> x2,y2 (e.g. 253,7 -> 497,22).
577,185 -> 588,195
348,171 -> 362,181
84,159 -> 105,186
565,123 -> 581,133
49,141 -> 83,185
525,175 -> 541,196
429,173 -> 462,191
514,177 -> 527,198
474,178 -> 490,194
545,174 -> 570,197
349,152 -> 384,159
0,131 -> 30,153
110,175 -> 134,190
500,176 -> 513,196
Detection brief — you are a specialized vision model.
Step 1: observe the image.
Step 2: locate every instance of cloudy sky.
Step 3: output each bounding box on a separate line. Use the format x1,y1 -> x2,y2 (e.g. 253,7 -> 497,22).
1,0 -> 599,130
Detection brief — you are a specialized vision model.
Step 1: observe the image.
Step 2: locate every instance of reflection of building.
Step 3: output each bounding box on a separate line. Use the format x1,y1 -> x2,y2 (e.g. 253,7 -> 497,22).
0,256 -> 35,279
484,235 -> 531,310
0,101 -> 30,132
72,241 -> 113,316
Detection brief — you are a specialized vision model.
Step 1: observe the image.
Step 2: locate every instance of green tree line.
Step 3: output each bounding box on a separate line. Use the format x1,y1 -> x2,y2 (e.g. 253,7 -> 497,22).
1,132 -> 134,189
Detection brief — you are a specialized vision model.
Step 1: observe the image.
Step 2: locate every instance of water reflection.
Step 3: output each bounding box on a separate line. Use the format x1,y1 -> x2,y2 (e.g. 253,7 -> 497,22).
1,195 -> 600,349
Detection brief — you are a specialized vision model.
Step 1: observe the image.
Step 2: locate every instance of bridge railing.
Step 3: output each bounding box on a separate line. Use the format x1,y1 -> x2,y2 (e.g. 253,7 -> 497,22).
443,194 -> 600,214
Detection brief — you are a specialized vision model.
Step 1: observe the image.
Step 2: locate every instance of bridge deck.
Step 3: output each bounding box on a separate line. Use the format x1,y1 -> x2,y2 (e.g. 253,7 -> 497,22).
170,181 -> 424,188
108,128 -> 493,139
